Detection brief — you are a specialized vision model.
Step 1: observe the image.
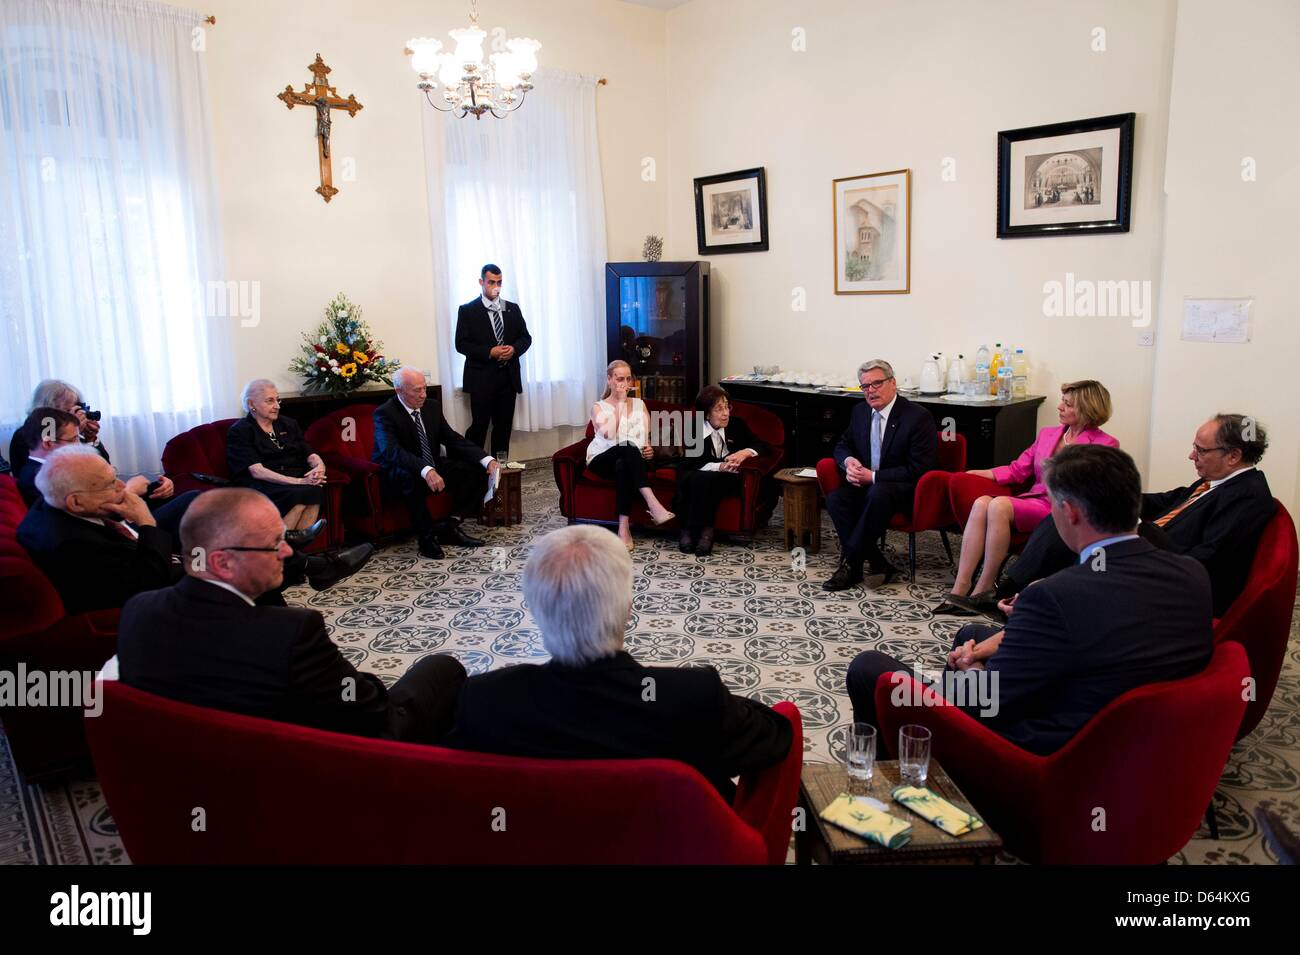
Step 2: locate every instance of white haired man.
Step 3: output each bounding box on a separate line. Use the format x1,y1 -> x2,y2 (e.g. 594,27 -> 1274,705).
372,366 -> 498,559
445,525 -> 793,801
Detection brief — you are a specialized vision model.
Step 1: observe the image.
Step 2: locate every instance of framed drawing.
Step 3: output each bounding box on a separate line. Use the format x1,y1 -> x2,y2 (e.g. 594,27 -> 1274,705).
833,168 -> 911,294
997,112 -> 1135,238
694,167 -> 769,254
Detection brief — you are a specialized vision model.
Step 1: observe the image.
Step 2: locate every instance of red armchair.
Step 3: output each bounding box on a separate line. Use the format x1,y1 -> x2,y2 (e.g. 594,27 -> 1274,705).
552,400 -> 785,539
815,433 -> 967,580
1213,500 -> 1297,740
305,403 -> 455,542
874,641 -> 1249,864
86,681 -> 803,864
0,476 -> 119,781
161,417 -> 347,549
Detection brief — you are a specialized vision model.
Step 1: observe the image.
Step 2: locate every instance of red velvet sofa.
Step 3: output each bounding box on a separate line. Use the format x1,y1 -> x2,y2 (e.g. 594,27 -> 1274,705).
304,403 -> 456,541
161,417 -> 347,549
0,476 -> 119,781
815,432 -> 967,579
1212,500 -> 1297,740
875,641 -> 1249,864
552,400 -> 785,538
86,680 -> 804,864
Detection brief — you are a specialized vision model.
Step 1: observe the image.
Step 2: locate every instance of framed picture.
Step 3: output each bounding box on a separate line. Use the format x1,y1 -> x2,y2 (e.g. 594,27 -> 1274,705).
694,167 -> 768,254
997,112 -> 1135,238
833,168 -> 911,294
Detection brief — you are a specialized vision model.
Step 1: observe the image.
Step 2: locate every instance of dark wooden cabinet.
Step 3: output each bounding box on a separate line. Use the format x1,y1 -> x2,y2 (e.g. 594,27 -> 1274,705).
278,385 -> 440,433
723,381 -> 1045,469
605,261 -> 709,405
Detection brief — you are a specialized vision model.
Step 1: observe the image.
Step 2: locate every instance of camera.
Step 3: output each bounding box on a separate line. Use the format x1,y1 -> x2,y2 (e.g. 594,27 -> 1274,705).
77,401 -> 102,422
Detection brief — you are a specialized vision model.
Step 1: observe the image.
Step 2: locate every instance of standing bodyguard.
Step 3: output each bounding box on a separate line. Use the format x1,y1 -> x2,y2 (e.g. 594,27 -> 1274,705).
455,263 -> 532,458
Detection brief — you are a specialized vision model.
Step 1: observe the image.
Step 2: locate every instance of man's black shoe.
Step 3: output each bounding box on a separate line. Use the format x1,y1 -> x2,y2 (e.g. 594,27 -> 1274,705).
438,523 -> 485,547
418,536 -> 446,560
822,559 -> 864,592
285,518 -> 326,549
862,559 -> 899,589
307,543 -> 374,591
947,590 -> 1007,625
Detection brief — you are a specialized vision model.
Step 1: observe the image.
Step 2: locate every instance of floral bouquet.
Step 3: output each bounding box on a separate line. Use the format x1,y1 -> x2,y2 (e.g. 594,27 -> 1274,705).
289,293 -> 400,396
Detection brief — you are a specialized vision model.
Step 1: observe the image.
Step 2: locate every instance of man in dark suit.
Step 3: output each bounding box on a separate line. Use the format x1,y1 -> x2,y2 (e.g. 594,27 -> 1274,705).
847,445 -> 1214,755
823,358 -> 938,591
454,263 -> 533,458
112,488 -> 466,742
15,407 -> 82,506
372,366 -> 498,559
969,413 -> 1274,619
445,525 -> 793,802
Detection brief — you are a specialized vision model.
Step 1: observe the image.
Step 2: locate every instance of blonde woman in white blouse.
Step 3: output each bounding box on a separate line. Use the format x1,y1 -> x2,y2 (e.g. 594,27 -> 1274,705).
586,360 -> 674,550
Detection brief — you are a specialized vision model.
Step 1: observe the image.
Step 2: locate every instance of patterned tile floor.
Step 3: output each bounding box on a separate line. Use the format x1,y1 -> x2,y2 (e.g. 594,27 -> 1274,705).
2,464 -> 1297,864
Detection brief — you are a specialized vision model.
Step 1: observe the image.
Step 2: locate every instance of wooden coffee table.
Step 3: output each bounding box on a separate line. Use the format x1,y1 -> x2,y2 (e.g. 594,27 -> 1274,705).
775,467 -> 820,554
480,465 -> 523,526
796,760 -> 1002,864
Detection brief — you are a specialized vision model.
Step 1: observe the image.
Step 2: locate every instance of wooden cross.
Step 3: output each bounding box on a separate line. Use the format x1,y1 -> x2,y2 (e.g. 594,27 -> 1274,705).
277,54 -> 363,202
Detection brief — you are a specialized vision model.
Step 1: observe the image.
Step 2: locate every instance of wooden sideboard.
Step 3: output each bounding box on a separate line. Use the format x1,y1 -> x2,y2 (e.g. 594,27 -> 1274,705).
722,381 -> 1045,470
277,385 -> 441,433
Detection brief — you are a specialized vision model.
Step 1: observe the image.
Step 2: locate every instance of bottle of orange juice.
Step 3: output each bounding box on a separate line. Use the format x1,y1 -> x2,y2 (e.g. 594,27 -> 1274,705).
988,343 -> 1004,395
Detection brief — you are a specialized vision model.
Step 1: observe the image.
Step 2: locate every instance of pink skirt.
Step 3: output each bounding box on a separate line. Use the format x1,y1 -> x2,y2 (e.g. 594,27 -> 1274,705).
1009,494 -> 1052,534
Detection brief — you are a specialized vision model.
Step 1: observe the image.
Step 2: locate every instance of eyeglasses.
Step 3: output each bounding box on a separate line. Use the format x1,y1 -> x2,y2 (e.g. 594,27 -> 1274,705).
1191,444 -> 1227,457
213,535 -> 288,554
860,377 -> 894,392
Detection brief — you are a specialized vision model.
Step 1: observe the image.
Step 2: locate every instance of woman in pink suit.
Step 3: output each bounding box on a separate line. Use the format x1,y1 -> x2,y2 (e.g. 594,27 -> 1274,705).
935,380 -> 1116,614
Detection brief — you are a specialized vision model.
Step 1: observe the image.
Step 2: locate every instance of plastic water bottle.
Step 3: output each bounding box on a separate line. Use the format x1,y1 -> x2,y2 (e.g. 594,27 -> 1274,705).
997,362 -> 1012,400
1012,348 -> 1028,399
975,344 -> 990,396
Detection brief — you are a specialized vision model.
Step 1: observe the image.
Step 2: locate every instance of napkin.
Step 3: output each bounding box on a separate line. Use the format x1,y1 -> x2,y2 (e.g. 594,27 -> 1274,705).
891,786 -> 985,836
819,793 -> 912,849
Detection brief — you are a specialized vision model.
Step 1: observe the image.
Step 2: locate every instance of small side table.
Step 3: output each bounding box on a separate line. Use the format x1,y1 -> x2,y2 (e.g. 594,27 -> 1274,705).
796,760 -> 1002,865
481,466 -> 523,526
774,467 -> 821,554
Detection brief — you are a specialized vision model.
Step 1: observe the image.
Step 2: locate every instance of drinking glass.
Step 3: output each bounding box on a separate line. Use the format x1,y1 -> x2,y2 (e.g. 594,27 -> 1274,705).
846,723 -> 876,794
898,724 -> 932,787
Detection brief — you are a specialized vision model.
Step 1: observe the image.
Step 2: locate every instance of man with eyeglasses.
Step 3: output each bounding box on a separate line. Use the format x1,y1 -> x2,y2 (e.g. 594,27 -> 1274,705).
823,359 -> 938,591
958,413 -> 1274,619
108,488 -> 466,741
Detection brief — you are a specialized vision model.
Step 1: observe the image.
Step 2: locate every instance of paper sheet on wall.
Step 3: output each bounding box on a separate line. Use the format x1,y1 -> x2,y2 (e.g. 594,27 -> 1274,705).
1181,298 -> 1252,343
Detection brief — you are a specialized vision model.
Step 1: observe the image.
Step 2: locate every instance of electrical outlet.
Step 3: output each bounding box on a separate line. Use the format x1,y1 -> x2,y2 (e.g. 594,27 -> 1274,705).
1137,331 -> 1154,347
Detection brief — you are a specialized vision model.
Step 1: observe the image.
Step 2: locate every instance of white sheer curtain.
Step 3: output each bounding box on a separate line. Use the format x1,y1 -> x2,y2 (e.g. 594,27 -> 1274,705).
421,68 -> 608,433
0,0 -> 231,475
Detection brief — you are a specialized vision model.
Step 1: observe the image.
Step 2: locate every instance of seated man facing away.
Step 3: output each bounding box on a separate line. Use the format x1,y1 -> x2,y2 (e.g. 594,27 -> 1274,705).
111,488 -> 466,742
445,524 -> 793,801
846,445 -> 1213,756
964,413 -> 1273,620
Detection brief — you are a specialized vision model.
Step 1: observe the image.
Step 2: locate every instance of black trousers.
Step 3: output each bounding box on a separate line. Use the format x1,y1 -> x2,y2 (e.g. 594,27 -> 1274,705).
384,653 -> 468,744
465,375 -> 518,457
674,468 -> 741,531
383,459 -> 488,541
587,444 -> 650,516
150,490 -> 201,553
824,479 -> 914,565
845,624 -> 999,729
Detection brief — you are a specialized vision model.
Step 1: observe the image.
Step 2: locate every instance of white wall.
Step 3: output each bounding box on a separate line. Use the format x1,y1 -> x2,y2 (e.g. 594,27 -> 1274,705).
172,0 -> 666,457
664,0 -> 1177,470
1147,0 -> 1299,518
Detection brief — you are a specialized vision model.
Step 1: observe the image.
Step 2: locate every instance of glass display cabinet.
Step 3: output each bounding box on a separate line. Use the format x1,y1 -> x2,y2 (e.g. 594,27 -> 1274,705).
604,260 -> 709,404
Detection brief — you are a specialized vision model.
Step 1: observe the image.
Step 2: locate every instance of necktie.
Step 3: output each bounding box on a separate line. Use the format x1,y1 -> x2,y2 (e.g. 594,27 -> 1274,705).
105,520 -> 135,541
487,301 -> 504,345
713,429 -> 725,458
1153,481 -> 1211,527
870,411 -> 883,471
412,411 -> 435,466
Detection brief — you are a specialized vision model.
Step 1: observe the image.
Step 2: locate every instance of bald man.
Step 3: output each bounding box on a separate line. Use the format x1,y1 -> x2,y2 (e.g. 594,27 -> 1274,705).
111,489 -> 467,741
17,444 -> 181,614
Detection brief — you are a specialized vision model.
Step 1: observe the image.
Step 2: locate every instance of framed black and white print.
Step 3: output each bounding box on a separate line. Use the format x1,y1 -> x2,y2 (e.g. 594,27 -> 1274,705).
997,113 -> 1135,238
694,167 -> 768,254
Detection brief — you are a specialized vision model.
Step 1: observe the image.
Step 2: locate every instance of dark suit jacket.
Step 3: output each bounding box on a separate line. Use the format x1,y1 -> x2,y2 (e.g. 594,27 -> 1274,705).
8,429 -> 109,476
371,396 -> 487,479
16,458 -> 41,506
455,298 -> 532,395
444,651 -> 792,802
116,576 -> 391,737
677,415 -> 769,473
833,395 -> 938,488
1140,468 -> 1275,617
981,537 -> 1213,754
16,499 -> 176,614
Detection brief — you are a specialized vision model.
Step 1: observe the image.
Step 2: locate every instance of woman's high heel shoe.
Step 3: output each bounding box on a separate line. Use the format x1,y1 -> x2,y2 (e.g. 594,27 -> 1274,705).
650,509 -> 675,527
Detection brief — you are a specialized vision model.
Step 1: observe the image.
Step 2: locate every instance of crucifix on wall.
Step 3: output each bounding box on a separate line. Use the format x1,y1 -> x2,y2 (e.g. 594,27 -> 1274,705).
277,54 -> 363,202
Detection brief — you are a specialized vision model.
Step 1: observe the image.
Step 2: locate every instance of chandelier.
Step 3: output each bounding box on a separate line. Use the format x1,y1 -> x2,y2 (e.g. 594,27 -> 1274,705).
406,1 -> 540,120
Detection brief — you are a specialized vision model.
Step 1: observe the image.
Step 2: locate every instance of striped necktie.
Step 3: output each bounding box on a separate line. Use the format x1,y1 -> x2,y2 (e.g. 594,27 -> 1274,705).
411,410 -> 435,466
487,301 -> 504,345
1153,481 -> 1211,527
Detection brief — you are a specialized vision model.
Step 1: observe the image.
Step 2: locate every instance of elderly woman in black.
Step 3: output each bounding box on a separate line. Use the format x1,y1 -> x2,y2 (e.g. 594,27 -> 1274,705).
227,379 -> 326,534
674,385 -> 766,556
